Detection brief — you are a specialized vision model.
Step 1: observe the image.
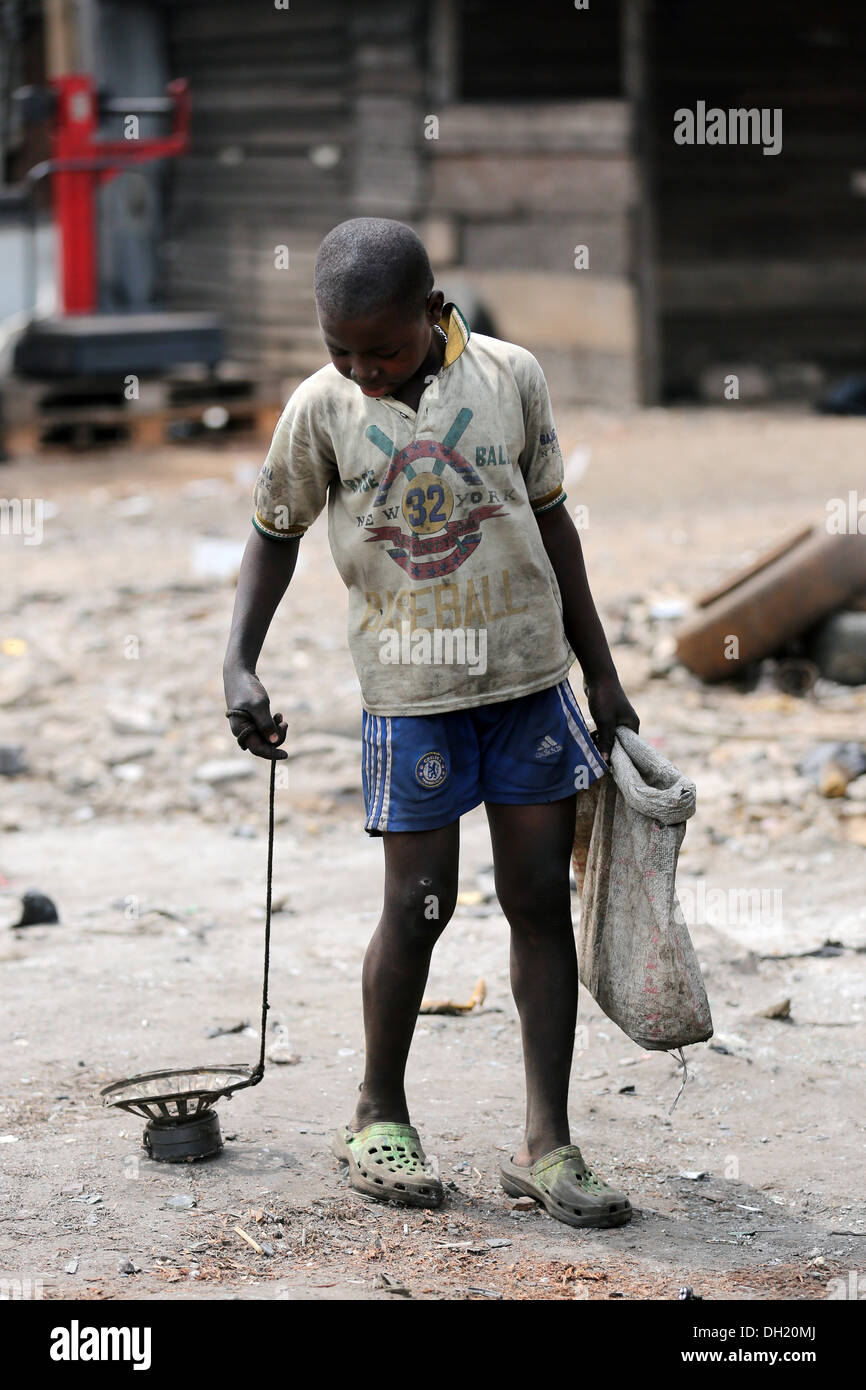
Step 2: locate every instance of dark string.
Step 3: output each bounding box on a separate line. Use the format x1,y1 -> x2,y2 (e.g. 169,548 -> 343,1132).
252,756 -> 276,1082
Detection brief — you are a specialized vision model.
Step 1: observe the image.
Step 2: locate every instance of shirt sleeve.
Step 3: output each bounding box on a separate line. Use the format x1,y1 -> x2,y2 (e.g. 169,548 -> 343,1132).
252,377 -> 336,540
515,349 -> 567,515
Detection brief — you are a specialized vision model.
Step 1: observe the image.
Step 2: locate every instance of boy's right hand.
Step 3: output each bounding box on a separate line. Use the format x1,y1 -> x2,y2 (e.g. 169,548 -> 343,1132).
224,668 -> 288,760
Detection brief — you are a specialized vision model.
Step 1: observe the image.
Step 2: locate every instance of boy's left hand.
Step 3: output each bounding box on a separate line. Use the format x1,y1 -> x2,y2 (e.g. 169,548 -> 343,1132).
584,673 -> 640,764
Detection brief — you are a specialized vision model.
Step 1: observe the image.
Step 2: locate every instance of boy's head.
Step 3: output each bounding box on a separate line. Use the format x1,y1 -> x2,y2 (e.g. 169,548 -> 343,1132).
314,218 -> 444,397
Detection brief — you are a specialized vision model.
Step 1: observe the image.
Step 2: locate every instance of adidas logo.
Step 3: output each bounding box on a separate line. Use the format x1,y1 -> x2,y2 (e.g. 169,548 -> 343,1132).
535,733 -> 562,760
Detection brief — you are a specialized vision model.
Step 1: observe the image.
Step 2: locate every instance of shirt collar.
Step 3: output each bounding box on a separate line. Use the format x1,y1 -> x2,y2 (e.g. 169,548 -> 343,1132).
439,301 -> 470,368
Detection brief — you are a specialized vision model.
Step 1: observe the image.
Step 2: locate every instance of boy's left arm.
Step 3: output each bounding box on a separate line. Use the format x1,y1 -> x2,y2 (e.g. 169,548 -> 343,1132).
536,502 -> 639,761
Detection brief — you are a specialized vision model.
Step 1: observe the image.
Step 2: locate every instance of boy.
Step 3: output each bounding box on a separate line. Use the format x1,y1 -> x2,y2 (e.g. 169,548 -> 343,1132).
223,219 -> 639,1229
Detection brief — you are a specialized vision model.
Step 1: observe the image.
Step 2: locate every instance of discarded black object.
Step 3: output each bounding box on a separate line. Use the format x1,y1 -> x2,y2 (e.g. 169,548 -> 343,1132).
0,745 -> 28,775
808,611 -> 866,686
759,939 -> 847,961
14,890 -> 59,926
771,656 -> 819,697
101,759 -> 277,1161
816,376 -> 866,415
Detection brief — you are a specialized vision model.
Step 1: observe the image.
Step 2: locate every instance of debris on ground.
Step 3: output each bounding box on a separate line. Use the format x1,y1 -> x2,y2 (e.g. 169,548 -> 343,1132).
3,419 -> 864,1303
233,1225 -> 266,1255
13,890 -> 59,927
194,759 -> 255,785
0,745 -> 28,775
674,523 -> 866,683
757,998 -> 792,1020
799,741 -> 866,796
808,610 -> 866,686
266,1023 -> 301,1065
420,978 -> 486,1015
204,1020 -> 249,1038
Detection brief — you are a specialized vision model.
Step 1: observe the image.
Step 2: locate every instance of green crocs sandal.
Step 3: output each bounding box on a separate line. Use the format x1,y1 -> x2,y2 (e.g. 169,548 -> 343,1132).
499,1144 -> 632,1229
332,1122 -> 444,1208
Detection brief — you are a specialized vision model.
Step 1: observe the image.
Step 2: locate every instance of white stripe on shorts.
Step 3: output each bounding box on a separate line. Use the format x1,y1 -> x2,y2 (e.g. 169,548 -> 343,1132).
373,716 -> 383,824
380,716 -> 393,829
557,682 -> 606,776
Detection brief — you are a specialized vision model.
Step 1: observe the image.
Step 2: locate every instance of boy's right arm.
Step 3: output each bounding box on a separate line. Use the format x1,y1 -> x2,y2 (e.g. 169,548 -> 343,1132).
222,525 -> 300,759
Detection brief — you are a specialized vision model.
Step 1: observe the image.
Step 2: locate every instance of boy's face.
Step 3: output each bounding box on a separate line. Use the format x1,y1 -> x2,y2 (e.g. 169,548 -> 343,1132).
318,292 -> 445,398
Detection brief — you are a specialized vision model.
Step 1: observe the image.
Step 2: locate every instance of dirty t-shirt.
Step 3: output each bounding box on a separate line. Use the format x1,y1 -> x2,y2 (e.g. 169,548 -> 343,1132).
252,303 -> 573,716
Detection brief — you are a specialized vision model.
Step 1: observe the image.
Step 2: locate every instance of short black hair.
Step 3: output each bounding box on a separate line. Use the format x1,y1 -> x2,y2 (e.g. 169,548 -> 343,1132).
314,218 -> 433,322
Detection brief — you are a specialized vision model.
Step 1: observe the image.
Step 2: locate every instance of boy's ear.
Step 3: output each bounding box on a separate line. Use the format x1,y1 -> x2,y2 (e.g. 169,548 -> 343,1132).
426,289 -> 445,321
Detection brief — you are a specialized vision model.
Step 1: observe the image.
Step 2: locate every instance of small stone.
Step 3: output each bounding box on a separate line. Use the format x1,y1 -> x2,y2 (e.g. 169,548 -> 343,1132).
758,998 -> 791,1021
195,759 -> 255,785
104,742 -> 155,768
678,1170 -> 709,1181
164,1194 -> 196,1210
65,1258 -> 78,1274
106,706 -> 167,737
0,745 -> 28,776
819,762 -> 851,798
485,1238 -> 512,1248
649,598 -> 687,621
510,1197 -> 537,1212
846,776 -> 866,802
114,494 -> 153,518
112,763 -> 145,782
117,1259 -> 139,1275
708,1032 -> 750,1059
799,742 -> 866,788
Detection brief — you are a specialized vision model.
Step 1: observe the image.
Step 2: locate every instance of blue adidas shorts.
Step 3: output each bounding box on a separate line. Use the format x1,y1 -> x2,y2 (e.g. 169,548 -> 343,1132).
361,679 -> 606,835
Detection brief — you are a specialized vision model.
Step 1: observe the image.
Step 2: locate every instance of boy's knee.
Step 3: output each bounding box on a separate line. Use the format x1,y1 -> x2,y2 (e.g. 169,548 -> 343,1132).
386,873 -> 457,940
497,866 -> 571,932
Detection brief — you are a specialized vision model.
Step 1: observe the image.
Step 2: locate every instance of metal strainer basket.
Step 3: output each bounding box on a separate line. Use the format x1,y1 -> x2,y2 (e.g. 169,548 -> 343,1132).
100,761 -> 277,1162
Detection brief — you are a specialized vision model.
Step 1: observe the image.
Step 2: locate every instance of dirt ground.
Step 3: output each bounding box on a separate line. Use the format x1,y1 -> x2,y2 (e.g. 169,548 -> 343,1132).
1,404 -> 864,1302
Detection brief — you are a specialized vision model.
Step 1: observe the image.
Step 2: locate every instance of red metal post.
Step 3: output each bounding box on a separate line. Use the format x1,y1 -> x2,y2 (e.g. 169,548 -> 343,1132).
51,74 -> 98,314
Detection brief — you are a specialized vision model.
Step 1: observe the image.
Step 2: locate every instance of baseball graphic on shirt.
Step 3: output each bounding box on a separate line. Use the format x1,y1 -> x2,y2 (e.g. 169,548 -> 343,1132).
363,410 -> 507,581
401,471 -> 455,536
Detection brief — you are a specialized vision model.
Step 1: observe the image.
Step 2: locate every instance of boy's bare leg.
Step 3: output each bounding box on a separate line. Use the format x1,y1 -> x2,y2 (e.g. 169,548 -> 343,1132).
484,795 -> 579,1166
350,820 -> 460,1131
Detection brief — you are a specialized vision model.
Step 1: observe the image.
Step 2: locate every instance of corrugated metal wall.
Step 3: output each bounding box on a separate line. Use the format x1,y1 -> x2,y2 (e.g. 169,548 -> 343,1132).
159,0 -> 356,373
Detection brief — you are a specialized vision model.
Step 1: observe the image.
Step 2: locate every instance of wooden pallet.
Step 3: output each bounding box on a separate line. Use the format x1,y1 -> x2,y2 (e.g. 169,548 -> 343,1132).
1,364 -> 284,454
6,401 -> 282,455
